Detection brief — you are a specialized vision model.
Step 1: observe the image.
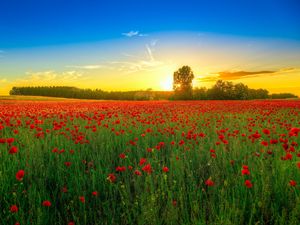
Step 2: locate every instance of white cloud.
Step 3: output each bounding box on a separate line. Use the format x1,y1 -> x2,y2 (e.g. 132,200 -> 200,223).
15,70 -> 87,86
122,31 -> 148,37
66,64 -> 110,70
146,44 -> 154,61
122,31 -> 139,37
108,44 -> 167,75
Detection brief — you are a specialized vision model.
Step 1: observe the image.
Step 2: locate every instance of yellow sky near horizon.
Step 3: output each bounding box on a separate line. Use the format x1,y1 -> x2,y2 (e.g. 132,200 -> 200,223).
0,32 -> 300,96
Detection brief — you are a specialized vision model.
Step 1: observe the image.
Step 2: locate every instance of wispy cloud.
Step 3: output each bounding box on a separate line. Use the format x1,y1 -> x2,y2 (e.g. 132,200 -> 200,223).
146,44 -> 154,61
110,43 -> 167,75
13,70 -> 87,86
150,39 -> 158,46
0,78 -> 7,83
66,64 -> 111,70
122,30 -> 148,37
198,67 -> 299,82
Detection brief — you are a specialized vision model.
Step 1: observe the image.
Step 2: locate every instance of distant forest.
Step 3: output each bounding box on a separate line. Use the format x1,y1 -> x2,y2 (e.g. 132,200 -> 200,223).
9,80 -> 298,100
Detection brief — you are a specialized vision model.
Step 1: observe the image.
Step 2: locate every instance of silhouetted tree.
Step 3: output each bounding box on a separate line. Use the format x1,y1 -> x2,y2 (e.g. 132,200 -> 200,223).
193,87 -> 208,100
173,66 -> 194,100
233,83 -> 249,100
207,80 -> 235,100
9,81 -> 297,100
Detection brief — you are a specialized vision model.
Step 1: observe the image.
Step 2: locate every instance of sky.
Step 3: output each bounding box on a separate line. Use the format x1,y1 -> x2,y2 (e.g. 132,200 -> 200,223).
0,0 -> 300,95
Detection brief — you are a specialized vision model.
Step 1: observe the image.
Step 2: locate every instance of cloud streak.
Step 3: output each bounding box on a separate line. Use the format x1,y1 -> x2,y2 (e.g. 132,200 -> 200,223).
122,31 -> 147,37
66,64 -> 111,70
198,68 -> 299,82
111,43 -> 167,74
13,70 -> 88,86
68,42 -> 168,75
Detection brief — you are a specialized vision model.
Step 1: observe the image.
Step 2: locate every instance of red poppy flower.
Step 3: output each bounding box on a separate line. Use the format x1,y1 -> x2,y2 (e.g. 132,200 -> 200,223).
134,170 -> 142,176
107,173 -> 116,183
116,166 -> 126,172
142,164 -> 152,174
64,162 -> 72,167
10,205 -> 18,213
16,170 -> 25,181
9,146 -> 18,154
241,169 -> 250,176
92,191 -> 98,196
205,179 -> 214,186
42,200 -> 51,207
172,200 -> 177,206
79,196 -> 85,203
7,138 -> 14,144
242,165 -> 249,169
245,180 -> 253,188
119,153 -> 126,159
139,158 -> 147,166
289,180 -> 297,187
162,166 -> 169,173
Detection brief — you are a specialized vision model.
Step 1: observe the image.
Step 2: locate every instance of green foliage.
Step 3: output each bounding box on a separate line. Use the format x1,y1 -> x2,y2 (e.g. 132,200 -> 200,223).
206,80 -> 269,100
173,66 -> 194,100
9,81 -> 298,101
9,86 -> 173,100
270,93 -> 298,99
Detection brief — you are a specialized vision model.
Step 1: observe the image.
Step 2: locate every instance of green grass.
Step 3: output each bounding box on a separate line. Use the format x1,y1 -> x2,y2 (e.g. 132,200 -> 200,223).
0,100 -> 299,225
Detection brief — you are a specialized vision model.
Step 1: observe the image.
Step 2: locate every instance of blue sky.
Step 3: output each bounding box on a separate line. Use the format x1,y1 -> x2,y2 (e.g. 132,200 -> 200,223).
1,0 -> 299,48
0,0 -> 300,95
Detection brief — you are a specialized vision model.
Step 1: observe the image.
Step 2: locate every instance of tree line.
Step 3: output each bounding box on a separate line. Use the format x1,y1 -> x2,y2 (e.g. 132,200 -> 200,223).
9,82 -> 297,100
9,86 -> 172,100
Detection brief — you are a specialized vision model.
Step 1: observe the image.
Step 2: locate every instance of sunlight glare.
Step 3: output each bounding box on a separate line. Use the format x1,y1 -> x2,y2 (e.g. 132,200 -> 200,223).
160,76 -> 173,91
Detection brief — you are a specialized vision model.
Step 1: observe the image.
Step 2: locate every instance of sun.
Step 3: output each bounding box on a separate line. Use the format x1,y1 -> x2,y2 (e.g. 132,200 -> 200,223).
160,76 -> 173,91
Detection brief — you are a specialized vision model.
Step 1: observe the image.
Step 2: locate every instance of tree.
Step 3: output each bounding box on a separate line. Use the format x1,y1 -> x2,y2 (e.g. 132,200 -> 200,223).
173,65 -> 194,100
193,87 -> 208,100
207,80 -> 235,100
233,83 -> 249,100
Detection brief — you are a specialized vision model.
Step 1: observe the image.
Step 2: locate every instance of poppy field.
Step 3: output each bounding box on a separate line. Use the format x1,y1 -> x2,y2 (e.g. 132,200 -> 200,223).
1,100 -> 300,225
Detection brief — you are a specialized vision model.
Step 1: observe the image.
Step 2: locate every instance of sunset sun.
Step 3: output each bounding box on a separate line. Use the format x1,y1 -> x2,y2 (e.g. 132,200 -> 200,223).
160,76 -> 173,91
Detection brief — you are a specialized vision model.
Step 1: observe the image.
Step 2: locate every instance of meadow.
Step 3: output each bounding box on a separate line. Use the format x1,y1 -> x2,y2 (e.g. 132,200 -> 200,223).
0,99 -> 299,225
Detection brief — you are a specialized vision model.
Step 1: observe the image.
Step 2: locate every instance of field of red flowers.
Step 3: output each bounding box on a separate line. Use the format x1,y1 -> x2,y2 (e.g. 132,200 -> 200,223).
0,100 -> 300,225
